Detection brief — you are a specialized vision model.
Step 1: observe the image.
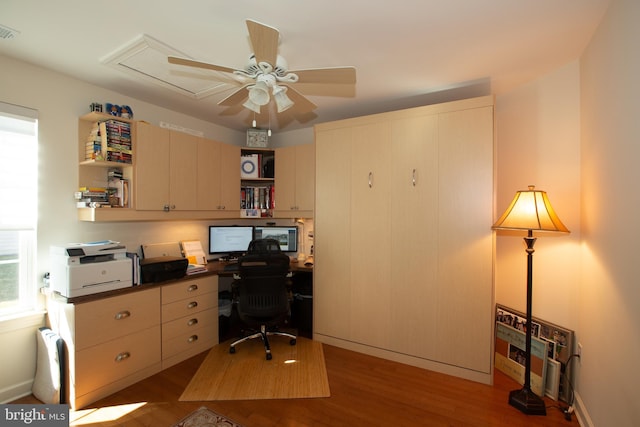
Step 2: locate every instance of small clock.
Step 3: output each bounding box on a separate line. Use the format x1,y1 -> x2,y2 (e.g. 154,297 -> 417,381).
246,129 -> 269,147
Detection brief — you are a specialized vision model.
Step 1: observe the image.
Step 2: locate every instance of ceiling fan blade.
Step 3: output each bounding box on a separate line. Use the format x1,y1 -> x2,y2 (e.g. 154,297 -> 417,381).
290,67 -> 356,84
168,56 -> 239,74
218,85 -> 250,107
283,85 -> 318,114
246,19 -> 279,66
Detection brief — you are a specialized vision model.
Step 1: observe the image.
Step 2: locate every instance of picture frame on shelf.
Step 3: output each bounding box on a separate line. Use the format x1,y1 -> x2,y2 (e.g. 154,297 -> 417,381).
246,128 -> 268,147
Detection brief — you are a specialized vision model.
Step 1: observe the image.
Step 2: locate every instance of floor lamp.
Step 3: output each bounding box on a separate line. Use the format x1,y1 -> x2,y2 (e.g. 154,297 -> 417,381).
492,185 -> 569,415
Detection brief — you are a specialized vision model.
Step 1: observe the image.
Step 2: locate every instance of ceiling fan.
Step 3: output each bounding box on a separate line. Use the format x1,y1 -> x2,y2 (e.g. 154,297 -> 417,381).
167,19 -> 356,116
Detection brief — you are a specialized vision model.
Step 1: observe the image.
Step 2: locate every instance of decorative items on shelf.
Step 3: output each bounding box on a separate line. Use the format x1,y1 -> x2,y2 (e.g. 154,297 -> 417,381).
246,128 -> 268,147
91,102 -> 134,119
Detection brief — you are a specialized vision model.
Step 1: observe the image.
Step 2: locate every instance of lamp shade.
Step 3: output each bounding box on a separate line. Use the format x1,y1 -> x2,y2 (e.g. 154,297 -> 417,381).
273,85 -> 294,113
492,185 -> 569,233
242,97 -> 261,114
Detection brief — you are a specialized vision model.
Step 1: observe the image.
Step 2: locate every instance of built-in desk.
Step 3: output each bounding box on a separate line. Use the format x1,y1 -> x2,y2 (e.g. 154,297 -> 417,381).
210,259 -> 313,276
212,259 -> 314,341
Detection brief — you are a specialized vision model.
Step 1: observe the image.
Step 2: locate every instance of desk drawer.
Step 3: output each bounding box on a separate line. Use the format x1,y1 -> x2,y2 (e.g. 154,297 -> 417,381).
162,292 -> 217,321
162,319 -> 217,360
162,307 -> 217,342
75,325 -> 161,397
162,275 -> 217,305
75,288 -> 160,350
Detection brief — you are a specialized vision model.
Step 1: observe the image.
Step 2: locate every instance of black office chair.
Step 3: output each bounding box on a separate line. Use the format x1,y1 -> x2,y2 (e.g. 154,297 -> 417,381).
229,239 -> 297,360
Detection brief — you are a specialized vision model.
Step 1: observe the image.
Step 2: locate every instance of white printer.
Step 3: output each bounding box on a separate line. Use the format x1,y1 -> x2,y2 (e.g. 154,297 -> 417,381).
50,240 -> 132,298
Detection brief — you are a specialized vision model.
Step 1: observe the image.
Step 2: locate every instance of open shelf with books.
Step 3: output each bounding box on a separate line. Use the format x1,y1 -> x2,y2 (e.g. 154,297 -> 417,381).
78,112 -> 135,219
240,148 -> 274,218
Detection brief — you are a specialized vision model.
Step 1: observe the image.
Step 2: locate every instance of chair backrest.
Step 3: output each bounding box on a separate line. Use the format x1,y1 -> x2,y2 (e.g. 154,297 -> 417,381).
235,239 -> 291,322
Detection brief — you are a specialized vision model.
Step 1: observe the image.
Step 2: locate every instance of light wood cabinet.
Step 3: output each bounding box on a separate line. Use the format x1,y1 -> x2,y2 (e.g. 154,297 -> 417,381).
47,274 -> 220,409
161,275 -> 218,369
274,144 -> 315,218
47,287 -> 162,409
197,138 -> 240,212
314,96 -> 495,384
135,123 -> 198,211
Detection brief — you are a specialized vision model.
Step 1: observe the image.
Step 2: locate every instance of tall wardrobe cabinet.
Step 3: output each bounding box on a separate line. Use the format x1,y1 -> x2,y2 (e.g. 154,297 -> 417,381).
314,96 -> 495,384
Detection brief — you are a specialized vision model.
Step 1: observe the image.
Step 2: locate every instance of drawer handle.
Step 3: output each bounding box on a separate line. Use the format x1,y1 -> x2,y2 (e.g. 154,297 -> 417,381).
188,284 -> 198,292
114,310 -> 131,320
188,335 -> 199,343
187,318 -> 199,326
187,301 -> 198,309
115,352 -> 130,362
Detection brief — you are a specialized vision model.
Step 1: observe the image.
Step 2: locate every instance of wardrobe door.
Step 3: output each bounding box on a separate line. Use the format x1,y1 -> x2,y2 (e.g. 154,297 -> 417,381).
314,126 -> 353,339
389,114 -> 439,357
348,122 -> 392,348
435,106 -> 494,373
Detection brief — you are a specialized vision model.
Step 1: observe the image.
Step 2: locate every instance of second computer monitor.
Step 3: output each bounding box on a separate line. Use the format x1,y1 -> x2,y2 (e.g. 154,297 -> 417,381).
254,226 -> 298,253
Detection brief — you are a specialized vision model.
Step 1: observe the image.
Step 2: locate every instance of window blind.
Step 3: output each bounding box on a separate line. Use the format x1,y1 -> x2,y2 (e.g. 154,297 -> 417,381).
0,101 -> 38,230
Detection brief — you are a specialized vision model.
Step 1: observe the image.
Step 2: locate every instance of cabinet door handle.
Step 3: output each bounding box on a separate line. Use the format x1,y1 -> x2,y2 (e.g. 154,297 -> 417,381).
368,172 -> 373,188
188,335 -> 199,343
187,301 -> 198,309
412,169 -> 417,187
163,204 -> 170,212
115,352 -> 131,362
114,310 -> 131,320
188,284 -> 198,292
187,318 -> 198,326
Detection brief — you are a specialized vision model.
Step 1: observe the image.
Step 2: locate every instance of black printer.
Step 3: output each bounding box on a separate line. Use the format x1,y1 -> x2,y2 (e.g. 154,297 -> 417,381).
139,256 -> 188,283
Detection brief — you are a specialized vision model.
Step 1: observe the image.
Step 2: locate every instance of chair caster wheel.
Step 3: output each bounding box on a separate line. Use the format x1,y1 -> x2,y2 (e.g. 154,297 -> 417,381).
230,347 -> 236,354
290,339 -> 297,346
266,353 -> 272,360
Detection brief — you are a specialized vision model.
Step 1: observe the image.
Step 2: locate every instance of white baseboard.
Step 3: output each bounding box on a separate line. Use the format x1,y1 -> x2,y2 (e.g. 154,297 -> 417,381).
0,379 -> 34,404
574,392 -> 594,427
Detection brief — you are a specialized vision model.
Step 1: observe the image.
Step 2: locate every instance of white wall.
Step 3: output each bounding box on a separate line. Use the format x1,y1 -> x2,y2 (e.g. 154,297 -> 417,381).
578,0 -> 640,425
495,62 -> 582,333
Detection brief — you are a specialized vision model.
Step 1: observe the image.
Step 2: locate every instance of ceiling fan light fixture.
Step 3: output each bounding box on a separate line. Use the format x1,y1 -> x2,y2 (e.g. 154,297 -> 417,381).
243,97 -> 261,113
273,85 -> 294,113
248,80 -> 271,106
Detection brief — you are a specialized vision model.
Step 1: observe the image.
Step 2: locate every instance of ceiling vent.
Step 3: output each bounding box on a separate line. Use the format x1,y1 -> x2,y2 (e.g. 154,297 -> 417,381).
0,24 -> 20,40
101,34 -> 236,99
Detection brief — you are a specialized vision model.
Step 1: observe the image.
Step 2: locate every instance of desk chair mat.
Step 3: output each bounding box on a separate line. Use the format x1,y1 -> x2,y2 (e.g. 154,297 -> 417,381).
180,337 -> 330,401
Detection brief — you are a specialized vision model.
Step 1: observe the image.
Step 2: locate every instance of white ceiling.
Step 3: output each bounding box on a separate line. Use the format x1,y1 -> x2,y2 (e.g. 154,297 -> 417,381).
0,0 -> 611,132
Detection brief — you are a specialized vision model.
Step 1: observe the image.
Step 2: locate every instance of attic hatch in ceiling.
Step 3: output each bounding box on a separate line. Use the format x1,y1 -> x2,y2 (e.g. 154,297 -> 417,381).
101,34 -> 235,99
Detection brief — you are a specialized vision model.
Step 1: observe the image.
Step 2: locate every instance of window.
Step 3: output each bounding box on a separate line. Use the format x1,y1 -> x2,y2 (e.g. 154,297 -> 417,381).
0,102 -> 38,316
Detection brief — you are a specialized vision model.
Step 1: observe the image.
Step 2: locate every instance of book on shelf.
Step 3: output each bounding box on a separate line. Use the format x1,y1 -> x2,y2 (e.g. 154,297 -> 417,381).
240,185 -> 274,210
83,119 -> 133,164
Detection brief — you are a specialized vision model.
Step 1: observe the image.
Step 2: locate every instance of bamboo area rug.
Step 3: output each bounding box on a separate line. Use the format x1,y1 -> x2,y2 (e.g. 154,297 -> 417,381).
171,406 -> 243,427
180,336 -> 330,401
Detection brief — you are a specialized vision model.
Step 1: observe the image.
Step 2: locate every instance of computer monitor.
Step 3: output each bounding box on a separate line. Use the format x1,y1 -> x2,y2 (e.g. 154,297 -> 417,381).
208,226 -> 254,256
253,226 -> 298,253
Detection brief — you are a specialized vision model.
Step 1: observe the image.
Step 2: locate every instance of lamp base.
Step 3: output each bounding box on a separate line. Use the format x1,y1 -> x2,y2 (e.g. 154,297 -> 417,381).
508,387 -> 547,415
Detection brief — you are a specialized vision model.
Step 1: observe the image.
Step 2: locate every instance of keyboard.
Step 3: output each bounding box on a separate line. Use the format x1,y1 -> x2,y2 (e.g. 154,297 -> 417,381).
223,263 -> 239,272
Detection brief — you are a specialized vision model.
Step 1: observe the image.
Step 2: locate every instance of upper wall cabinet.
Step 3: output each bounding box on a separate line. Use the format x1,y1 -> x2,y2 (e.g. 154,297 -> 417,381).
314,96 -> 495,385
135,122 -> 199,211
197,138 -> 240,212
274,144 -> 315,218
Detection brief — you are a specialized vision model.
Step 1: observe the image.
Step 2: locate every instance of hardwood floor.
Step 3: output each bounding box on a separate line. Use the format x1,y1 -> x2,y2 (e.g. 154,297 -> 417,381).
13,343 -> 579,426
